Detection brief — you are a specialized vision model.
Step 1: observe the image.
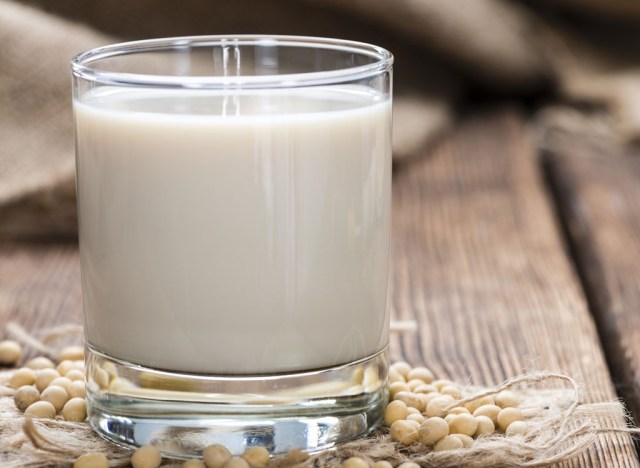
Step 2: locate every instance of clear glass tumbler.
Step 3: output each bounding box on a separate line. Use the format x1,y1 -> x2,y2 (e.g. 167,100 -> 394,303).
71,35 -> 392,458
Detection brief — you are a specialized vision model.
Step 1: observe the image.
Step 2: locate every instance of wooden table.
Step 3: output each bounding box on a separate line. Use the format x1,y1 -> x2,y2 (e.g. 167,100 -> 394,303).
1,107 -> 639,466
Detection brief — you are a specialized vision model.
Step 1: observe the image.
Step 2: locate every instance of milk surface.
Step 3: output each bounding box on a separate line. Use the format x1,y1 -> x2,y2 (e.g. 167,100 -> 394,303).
74,86 -> 391,374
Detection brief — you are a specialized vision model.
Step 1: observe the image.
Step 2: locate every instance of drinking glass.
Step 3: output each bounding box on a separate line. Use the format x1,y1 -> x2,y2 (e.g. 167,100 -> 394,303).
71,35 -> 393,457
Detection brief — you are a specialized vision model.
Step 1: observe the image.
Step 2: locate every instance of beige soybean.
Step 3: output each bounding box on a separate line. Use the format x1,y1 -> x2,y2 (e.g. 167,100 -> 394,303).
397,463 -> 420,468
26,356 -> 55,370
0,340 -> 22,365
464,396 -> 495,413
25,400 -> 56,419
68,380 -> 87,398
110,377 -> 135,392
406,419 -> 421,430
66,369 -> 86,382
388,368 -> 405,384
505,420 -> 529,437
341,457 -> 369,468
407,413 -> 425,424
440,385 -> 462,399
390,419 -> 419,445
432,379 -> 455,391
417,393 -> 431,409
454,434 -> 474,448
444,414 -> 456,423
49,376 -> 73,392
418,417 -> 449,444
406,406 -> 421,416
425,396 -> 453,418
281,449 -> 308,465
390,361 -> 412,378
363,366 -> 379,389
497,407 -> 524,432
473,404 -> 502,424
14,385 -> 40,411
102,361 -> 118,379
351,367 -> 364,384
35,369 -> 60,392
223,458 -> 250,468
72,360 -> 85,370
413,384 -> 438,394
74,453 -> 109,468
448,414 -> 478,437
496,390 -> 520,409
57,360 -> 75,376
203,444 -> 232,468
9,367 -> 36,388
407,379 -> 426,391
384,400 -> 408,426
58,345 -> 84,362
184,461 -> 207,468
372,462 -> 393,468
131,445 -> 162,468
434,435 -> 463,452
94,367 -> 110,388
241,447 -> 269,468
422,392 -> 442,405
393,391 -> 425,412
389,381 -> 410,398
40,385 -> 69,412
63,397 -> 88,422
474,415 -> 495,436
448,406 -> 470,415
407,367 -> 434,384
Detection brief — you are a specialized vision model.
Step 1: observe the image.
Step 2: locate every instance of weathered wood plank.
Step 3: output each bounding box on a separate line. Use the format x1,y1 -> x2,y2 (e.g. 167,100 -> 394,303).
390,108 -> 637,466
546,147 -> 640,429
0,242 -> 82,360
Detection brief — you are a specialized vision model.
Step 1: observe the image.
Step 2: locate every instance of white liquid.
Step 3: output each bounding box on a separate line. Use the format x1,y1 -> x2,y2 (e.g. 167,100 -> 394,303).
74,86 -> 391,374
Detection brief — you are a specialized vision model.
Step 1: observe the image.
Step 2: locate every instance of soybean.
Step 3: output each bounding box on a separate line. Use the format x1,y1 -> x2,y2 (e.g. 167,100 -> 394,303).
13,385 -> 40,411
24,400 -> 56,419
241,447 -> 269,468
0,340 -> 22,365
62,397 -> 88,422
131,445 -> 162,468
390,419 -> 419,445
417,417 -> 449,445
497,407 -> 524,432
203,444 -> 232,468
341,457 -> 369,468
9,367 -> 36,388
26,356 -> 55,370
74,453 -> 109,468
433,435 -> 463,452
40,385 -> 69,412
384,399 -> 408,426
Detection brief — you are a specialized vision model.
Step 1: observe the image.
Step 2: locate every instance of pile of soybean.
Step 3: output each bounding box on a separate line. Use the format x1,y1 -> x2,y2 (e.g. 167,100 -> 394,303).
2,339 -> 529,468
384,361 -> 526,452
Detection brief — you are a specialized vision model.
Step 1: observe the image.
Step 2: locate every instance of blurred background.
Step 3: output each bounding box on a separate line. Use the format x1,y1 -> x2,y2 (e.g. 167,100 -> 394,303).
1,0 -> 639,240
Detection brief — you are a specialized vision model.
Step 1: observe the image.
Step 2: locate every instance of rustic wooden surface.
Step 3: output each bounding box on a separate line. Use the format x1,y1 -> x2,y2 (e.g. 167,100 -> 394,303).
0,108 -> 638,465
547,148 -> 640,428
390,109 -> 637,466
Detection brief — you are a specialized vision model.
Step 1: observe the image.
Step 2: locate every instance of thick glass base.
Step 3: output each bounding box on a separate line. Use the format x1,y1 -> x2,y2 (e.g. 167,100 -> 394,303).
86,346 -> 388,458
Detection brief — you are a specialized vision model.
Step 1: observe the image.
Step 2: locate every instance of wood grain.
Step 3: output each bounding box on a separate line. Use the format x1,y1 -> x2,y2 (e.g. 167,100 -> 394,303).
390,108 -> 637,466
546,148 -> 640,427
0,108 -> 637,465
0,242 -> 82,360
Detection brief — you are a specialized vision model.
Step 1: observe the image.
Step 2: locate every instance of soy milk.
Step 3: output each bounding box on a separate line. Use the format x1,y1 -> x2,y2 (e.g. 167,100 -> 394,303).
74,86 -> 391,374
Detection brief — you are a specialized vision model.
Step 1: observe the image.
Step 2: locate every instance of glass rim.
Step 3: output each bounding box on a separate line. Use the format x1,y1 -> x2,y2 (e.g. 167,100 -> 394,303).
71,35 -> 393,89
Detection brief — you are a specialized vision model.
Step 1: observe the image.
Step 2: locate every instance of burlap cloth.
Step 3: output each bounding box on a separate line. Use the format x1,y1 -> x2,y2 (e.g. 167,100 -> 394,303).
1,0 -> 639,239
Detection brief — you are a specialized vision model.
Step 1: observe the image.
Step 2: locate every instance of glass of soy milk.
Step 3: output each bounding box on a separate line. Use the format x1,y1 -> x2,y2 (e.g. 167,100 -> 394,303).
71,35 -> 392,458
